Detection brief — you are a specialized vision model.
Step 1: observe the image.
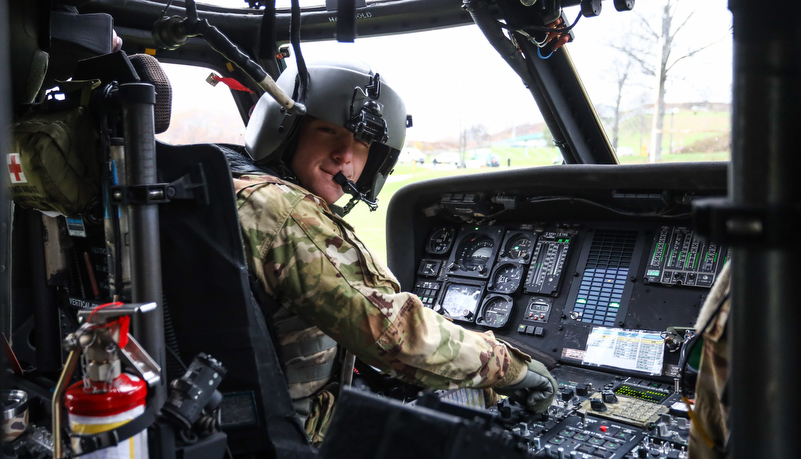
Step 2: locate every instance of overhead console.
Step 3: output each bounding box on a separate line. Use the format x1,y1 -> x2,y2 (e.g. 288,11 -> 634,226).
385,162 -> 728,458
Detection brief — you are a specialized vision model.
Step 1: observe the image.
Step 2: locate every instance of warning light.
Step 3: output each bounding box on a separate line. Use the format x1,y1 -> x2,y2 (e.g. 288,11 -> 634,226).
577,298 -> 587,304
609,302 -> 620,308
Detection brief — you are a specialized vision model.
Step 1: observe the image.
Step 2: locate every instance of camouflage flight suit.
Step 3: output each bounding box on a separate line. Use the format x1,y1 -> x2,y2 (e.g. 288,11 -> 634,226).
234,174 -> 530,445
688,262 -> 730,459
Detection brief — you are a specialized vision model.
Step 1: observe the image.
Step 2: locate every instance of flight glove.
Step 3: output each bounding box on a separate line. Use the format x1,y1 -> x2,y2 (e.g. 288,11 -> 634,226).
495,359 -> 558,413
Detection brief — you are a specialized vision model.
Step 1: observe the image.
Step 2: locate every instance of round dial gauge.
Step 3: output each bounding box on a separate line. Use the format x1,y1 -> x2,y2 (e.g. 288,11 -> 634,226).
505,234 -> 533,260
479,295 -> 514,328
490,263 -> 523,294
456,235 -> 495,271
427,227 -> 455,255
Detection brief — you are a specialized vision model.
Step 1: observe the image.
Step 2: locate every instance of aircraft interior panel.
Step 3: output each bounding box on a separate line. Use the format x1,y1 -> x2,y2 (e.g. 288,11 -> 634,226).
384,162 -> 729,458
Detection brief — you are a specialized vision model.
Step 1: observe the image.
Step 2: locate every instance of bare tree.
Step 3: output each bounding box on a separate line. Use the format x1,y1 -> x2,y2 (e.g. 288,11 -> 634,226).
615,0 -> 723,162
611,57 -> 633,151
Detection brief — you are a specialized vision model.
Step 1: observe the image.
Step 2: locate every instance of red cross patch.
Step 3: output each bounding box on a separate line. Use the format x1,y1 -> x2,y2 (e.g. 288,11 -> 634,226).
7,153 -> 27,184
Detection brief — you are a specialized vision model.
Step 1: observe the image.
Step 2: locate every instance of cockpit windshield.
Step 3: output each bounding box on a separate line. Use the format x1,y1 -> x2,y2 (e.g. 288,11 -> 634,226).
153,0 -> 733,262
163,0 -> 732,164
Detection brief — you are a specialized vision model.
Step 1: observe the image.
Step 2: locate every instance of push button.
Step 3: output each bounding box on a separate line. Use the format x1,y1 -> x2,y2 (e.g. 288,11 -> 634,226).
603,441 -> 620,450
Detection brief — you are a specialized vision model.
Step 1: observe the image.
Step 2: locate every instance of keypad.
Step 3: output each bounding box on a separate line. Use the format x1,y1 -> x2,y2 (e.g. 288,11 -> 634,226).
414,280 -> 441,308
541,422 -> 640,459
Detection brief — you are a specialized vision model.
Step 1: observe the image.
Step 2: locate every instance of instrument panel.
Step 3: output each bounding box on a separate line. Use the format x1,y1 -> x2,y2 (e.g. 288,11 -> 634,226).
412,222 -> 729,380
409,220 -> 728,458
390,163 -> 729,458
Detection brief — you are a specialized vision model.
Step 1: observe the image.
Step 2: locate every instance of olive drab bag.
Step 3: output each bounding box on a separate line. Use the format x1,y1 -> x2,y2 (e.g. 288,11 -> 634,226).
9,80 -> 101,216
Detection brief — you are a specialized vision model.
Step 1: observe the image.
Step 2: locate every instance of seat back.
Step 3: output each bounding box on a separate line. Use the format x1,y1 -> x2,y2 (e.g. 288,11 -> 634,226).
157,142 -> 315,458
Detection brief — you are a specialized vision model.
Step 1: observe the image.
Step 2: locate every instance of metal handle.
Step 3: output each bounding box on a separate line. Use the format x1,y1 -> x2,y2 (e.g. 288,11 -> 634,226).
52,349 -> 82,459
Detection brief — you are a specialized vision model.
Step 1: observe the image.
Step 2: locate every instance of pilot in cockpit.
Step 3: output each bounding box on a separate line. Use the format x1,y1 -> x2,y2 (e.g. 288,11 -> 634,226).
227,57 -> 558,445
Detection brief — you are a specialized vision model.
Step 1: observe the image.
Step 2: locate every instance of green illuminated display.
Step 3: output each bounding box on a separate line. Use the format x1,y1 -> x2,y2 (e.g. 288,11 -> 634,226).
614,385 -> 668,403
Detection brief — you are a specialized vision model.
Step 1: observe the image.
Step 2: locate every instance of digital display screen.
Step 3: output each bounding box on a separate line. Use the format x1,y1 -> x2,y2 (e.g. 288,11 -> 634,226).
441,284 -> 482,322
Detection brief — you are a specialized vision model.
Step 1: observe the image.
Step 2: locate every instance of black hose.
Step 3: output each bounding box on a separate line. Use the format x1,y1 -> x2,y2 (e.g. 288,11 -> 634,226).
186,0 -> 198,23
162,294 -> 186,381
291,0 -> 309,104
195,20 -> 268,83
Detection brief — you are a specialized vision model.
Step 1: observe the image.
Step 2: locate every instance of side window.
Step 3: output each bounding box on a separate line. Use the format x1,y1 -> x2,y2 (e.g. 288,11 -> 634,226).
569,2 -> 732,163
156,63 -> 247,145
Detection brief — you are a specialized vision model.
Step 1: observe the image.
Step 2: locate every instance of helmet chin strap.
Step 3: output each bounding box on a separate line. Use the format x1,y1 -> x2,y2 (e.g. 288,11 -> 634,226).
333,172 -> 378,214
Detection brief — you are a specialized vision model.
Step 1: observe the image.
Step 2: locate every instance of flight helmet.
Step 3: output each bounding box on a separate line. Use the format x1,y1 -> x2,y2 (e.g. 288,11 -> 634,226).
245,58 -> 410,206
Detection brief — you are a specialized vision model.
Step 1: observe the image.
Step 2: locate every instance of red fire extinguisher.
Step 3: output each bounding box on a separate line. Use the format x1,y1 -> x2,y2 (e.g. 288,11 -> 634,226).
65,373 -> 148,458
53,302 -> 159,459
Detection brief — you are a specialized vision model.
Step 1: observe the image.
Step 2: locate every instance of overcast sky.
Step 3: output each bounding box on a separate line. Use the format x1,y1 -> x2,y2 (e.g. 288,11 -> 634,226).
286,0 -> 732,141
171,0 -> 733,143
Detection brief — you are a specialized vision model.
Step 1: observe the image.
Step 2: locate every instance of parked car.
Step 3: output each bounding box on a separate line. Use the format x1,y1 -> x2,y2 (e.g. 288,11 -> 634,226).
469,151 -> 500,167
431,151 -> 461,166
398,147 -> 426,164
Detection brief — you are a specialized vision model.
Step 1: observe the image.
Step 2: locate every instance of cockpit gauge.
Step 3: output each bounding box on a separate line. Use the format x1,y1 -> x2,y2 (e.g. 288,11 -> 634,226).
477,294 -> 514,329
426,226 -> 456,255
437,281 -> 484,323
505,234 -> 532,259
487,262 -> 524,294
417,259 -> 442,277
444,225 -> 504,279
455,235 -> 495,274
498,230 -> 536,264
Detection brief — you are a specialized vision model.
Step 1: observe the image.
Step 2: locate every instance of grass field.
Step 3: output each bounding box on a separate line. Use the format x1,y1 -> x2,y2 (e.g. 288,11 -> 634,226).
343,112 -> 731,264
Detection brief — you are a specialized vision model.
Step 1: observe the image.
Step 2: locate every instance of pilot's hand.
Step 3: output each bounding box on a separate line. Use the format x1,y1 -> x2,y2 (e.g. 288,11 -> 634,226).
494,359 -> 557,413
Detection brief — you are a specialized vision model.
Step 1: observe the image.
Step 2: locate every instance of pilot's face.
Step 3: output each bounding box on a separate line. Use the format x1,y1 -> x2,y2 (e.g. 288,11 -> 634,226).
291,117 -> 370,205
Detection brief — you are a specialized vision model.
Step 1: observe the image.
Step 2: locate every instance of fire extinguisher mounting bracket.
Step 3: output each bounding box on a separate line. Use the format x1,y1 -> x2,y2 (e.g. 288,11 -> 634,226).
71,404 -> 159,456
119,333 -> 162,388
76,302 -> 157,324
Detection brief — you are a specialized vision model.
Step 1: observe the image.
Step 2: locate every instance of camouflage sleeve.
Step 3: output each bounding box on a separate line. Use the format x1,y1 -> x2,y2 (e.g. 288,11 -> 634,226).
689,262 -> 731,459
236,177 -> 527,390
